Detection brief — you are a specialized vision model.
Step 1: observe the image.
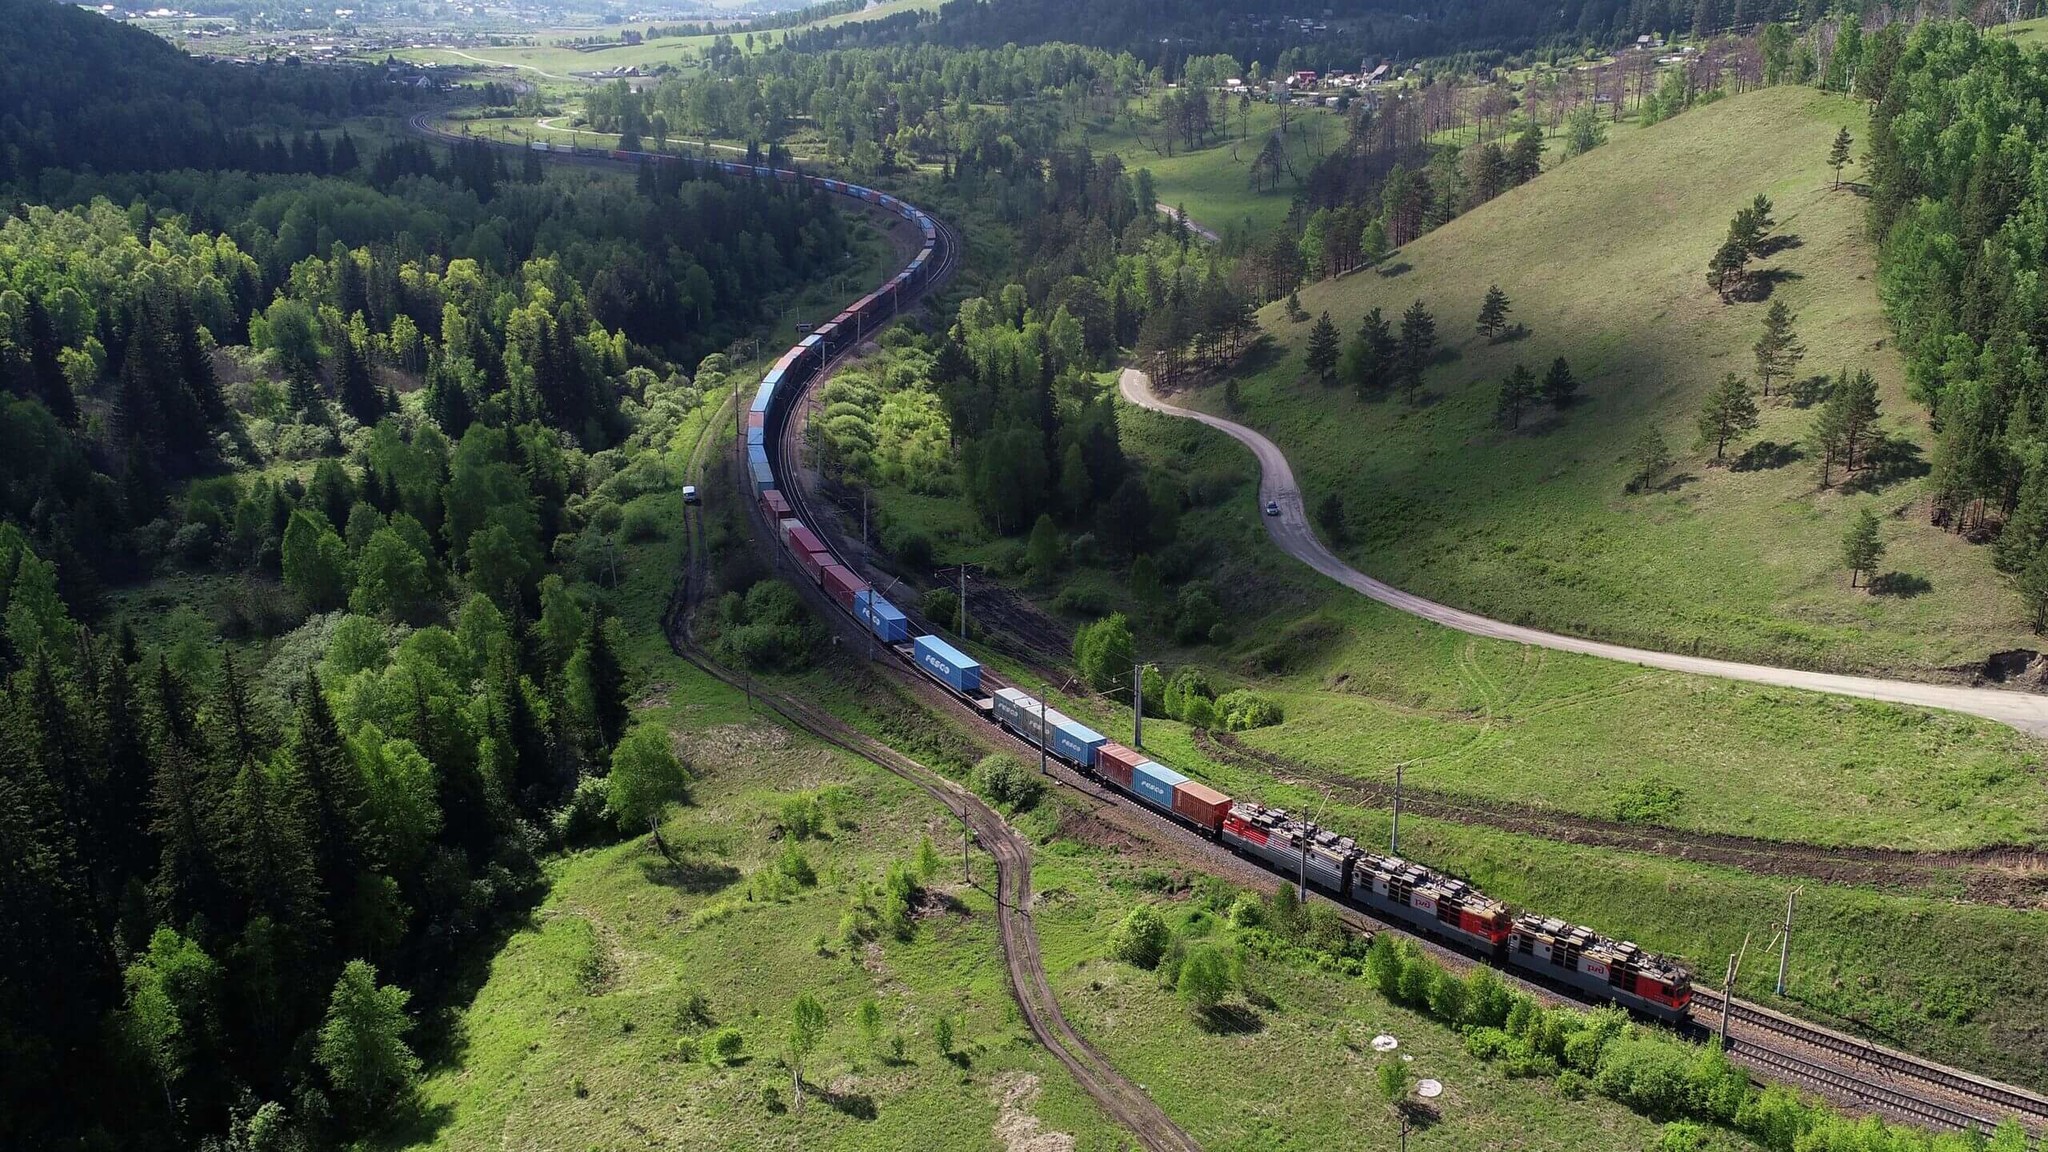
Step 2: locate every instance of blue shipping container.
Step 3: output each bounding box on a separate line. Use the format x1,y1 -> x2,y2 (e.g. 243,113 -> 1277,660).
913,635 -> 980,693
1131,761 -> 1188,812
1050,718 -> 1106,770
855,590 -> 909,643
749,459 -> 775,492
746,426 -> 765,448
751,383 -> 774,413
747,443 -> 770,469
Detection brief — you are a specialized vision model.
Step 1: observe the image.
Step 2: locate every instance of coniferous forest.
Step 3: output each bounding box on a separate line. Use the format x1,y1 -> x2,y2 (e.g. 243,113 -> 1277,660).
0,1 -> 852,1147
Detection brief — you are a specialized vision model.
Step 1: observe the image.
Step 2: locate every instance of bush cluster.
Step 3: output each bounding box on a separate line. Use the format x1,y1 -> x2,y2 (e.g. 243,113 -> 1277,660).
1361,935 -> 2031,1152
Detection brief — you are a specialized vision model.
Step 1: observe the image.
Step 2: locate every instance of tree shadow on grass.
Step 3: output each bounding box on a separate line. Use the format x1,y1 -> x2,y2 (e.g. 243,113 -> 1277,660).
1869,572 -> 1933,598
1731,440 -> 1803,472
811,1081 -> 879,1121
1236,335 -> 1284,373
1377,260 -> 1413,278
1733,267 -> 1803,302
366,1099 -> 457,1151
637,855 -> 742,894
1755,233 -> 1804,257
1841,436 -> 1929,494
1195,1003 -> 1266,1035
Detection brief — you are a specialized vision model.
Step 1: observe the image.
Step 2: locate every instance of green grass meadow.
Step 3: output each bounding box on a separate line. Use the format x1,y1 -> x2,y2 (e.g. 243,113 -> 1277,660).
1196,86 -> 2038,676
1079,98 -> 1344,235
398,657 -> 1127,1151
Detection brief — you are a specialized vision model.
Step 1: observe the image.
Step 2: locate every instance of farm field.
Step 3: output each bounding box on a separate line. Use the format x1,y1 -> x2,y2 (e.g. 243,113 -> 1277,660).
1185,85 -> 2039,677
389,0 -> 938,80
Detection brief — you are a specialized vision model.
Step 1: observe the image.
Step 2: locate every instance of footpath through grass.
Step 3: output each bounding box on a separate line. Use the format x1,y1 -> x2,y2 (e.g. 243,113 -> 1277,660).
1198,85 -> 2037,676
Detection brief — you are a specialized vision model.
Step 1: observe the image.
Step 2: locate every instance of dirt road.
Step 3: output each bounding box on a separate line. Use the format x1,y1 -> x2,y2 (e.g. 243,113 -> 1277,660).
1119,367 -> 2048,738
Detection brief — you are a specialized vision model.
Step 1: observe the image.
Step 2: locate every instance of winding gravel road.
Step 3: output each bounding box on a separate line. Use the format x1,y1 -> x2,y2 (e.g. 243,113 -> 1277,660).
1119,367 -> 2048,738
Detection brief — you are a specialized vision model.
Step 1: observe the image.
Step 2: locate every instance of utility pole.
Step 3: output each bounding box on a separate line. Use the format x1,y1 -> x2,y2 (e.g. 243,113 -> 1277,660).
1132,660 -> 1144,748
957,566 -> 967,637
1776,887 -> 1801,997
1296,819 -> 1316,902
1390,763 -> 1403,854
1720,932 -> 1751,1047
961,817 -> 972,888
1038,686 -> 1049,776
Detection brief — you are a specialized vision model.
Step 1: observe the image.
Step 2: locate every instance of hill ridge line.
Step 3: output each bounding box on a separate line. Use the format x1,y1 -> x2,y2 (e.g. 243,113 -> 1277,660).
1118,367 -> 2048,738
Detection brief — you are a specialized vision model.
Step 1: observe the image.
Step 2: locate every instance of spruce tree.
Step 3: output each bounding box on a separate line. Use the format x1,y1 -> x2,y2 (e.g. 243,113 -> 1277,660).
1829,126 -> 1854,188
2023,545 -> 2048,633
1708,238 -> 1749,300
1997,464 -> 2048,572
569,610 -> 629,754
1508,121 -> 1545,184
288,669 -> 377,936
25,298 -> 78,426
1343,307 -> 1394,398
1305,312 -> 1341,384
1542,357 -> 1579,407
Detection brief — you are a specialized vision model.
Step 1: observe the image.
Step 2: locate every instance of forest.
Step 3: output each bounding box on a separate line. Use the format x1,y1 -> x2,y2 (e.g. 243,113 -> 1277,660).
0,2 -> 855,1148
1863,21 -> 2048,596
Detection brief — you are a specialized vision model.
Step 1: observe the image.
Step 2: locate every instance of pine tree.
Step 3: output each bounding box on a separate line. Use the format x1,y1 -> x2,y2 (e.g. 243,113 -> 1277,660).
1397,300 -> 1436,403
1841,507 -> 1884,588
1835,369 -> 1882,470
2022,545 -> 2048,633
1629,427 -> 1674,493
1476,284 -> 1511,340
1496,364 -> 1537,430
1342,307 -> 1394,398
1829,126 -> 1854,188
1507,121 -> 1545,184
1542,357 -> 1579,408
1996,464 -> 2048,572
1697,373 -> 1760,463
1305,312 -> 1341,384
1752,301 -> 1806,397
1708,237 -> 1749,301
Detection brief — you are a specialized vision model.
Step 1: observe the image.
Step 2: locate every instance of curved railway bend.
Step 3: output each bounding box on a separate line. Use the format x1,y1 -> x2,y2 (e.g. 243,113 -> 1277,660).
419,118 -> 2048,1145
409,115 -> 1200,1152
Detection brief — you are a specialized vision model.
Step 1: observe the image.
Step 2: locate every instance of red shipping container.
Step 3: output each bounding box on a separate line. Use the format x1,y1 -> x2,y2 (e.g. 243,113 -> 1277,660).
759,490 -> 792,522
1096,743 -> 1145,791
1171,781 -> 1232,833
797,546 -> 825,583
784,521 -> 826,557
746,410 -> 766,432
821,564 -> 867,609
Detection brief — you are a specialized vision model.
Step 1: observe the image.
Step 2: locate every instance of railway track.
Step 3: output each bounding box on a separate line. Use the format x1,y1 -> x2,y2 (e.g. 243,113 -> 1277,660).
419,111 -> 2048,1147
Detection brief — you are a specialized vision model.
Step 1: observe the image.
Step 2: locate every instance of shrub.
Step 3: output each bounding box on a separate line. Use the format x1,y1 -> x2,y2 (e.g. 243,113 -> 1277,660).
885,526 -> 934,571
1556,1070 -> 1592,1101
621,502 -> 666,542
1214,689 -> 1284,731
1226,894 -> 1266,929
1594,1037 -> 1696,1120
704,1027 -> 745,1065
1424,967 -> 1467,1022
780,793 -> 823,839
553,775 -> 617,845
972,754 -> 1046,812
1107,906 -> 1171,970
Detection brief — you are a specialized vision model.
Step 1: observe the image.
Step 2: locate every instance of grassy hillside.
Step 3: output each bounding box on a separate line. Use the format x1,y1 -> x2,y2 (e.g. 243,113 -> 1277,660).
1194,86 -> 2036,676
1078,98 -> 1343,235
402,662 -> 1126,1151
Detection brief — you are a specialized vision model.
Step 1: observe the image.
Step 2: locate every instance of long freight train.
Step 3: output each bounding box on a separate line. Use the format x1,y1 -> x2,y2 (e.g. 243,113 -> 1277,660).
716,156 -> 1694,1025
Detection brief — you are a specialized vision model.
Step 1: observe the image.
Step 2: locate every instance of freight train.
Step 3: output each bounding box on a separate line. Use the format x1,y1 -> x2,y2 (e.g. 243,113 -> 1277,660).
718,158 -> 1694,1025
